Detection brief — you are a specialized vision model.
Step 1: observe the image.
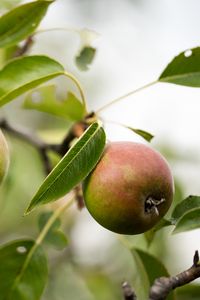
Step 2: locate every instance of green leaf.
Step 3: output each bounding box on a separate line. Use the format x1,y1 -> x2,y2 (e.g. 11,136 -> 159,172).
173,207 -> 200,234
171,195 -> 200,221
38,211 -> 68,250
23,85 -> 85,121
126,127 -> 154,142
26,122 -> 106,213
0,0 -> 53,48
0,239 -> 48,300
131,249 -> 150,300
176,284 -> 200,300
159,47 -> 200,87
0,55 -> 64,107
75,46 -> 96,71
132,249 -> 175,300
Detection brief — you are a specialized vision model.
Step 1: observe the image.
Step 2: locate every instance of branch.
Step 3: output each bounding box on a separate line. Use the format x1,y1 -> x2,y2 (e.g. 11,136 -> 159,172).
0,119 -> 53,175
14,36 -> 34,57
122,282 -> 137,300
0,118 -> 89,176
148,250 -> 200,300
57,121 -> 88,156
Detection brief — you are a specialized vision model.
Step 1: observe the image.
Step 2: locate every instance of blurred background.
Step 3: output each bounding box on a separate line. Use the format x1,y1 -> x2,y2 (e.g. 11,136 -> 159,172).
0,0 -> 200,299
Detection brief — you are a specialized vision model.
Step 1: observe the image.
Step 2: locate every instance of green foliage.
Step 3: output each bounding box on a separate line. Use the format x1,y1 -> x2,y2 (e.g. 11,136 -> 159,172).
173,208 -> 200,234
24,85 -> 85,121
0,0 -> 53,48
159,47 -> 200,87
26,122 -> 106,213
0,239 -> 48,300
171,195 -> 200,233
1,1 -> 200,299
126,127 -> 154,142
131,248 -> 175,300
176,284 -> 200,300
172,195 -> 200,220
38,211 -> 68,250
0,55 -> 64,107
76,46 -> 96,71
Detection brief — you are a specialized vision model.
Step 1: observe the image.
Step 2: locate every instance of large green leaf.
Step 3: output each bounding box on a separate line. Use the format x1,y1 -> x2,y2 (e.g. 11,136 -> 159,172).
23,85 -> 85,121
171,195 -> 200,221
173,207 -> 200,234
0,239 -> 48,300
131,249 -> 150,300
0,55 -> 64,107
0,0 -> 53,48
26,122 -> 106,213
159,47 -> 200,87
132,249 -> 175,300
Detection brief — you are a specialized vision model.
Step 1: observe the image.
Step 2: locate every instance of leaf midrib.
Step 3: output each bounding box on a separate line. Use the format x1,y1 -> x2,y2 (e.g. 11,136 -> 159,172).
159,71 -> 200,82
29,124 -> 101,210
0,70 -> 64,104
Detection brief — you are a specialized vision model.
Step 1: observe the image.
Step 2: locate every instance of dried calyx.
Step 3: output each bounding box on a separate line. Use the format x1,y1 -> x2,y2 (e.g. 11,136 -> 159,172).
145,197 -> 166,216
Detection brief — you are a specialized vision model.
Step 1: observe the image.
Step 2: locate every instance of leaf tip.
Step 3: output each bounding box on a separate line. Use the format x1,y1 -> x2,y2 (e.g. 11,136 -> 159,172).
24,204 -> 34,216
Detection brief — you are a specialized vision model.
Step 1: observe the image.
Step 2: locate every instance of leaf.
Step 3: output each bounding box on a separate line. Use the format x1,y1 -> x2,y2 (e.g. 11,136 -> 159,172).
131,249 -> 150,300
173,207 -> 200,234
171,195 -> 200,222
126,127 -> 154,142
0,55 -> 64,107
159,47 -> 200,87
75,46 -> 96,71
26,122 -> 106,213
38,211 -> 68,250
0,239 -> 48,300
0,0 -> 53,48
75,28 -> 99,71
132,249 -> 175,300
23,85 -> 85,121
176,284 -> 200,300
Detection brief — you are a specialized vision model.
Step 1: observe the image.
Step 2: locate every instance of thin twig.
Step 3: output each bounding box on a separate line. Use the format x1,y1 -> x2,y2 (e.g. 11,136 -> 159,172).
149,250 -> 200,300
0,119 -> 53,175
0,118 -> 89,175
0,119 -> 46,148
14,36 -> 34,57
57,121 -> 88,156
74,184 -> 85,210
122,282 -> 137,300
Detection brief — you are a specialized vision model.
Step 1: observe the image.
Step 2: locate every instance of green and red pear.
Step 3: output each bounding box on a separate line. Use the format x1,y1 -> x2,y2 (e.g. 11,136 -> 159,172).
83,142 -> 174,235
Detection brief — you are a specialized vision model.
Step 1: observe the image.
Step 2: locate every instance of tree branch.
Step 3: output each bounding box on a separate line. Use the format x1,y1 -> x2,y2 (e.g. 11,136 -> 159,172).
14,36 -> 34,57
0,118 -> 89,177
122,282 -> 137,300
148,250 -> 200,300
0,119 -> 54,175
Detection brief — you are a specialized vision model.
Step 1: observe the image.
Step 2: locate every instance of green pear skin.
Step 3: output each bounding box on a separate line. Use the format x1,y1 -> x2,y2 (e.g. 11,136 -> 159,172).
83,142 -> 174,235
0,130 -> 9,185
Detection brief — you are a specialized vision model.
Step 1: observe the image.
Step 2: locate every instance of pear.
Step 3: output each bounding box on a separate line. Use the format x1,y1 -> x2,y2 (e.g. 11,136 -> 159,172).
83,142 -> 174,235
